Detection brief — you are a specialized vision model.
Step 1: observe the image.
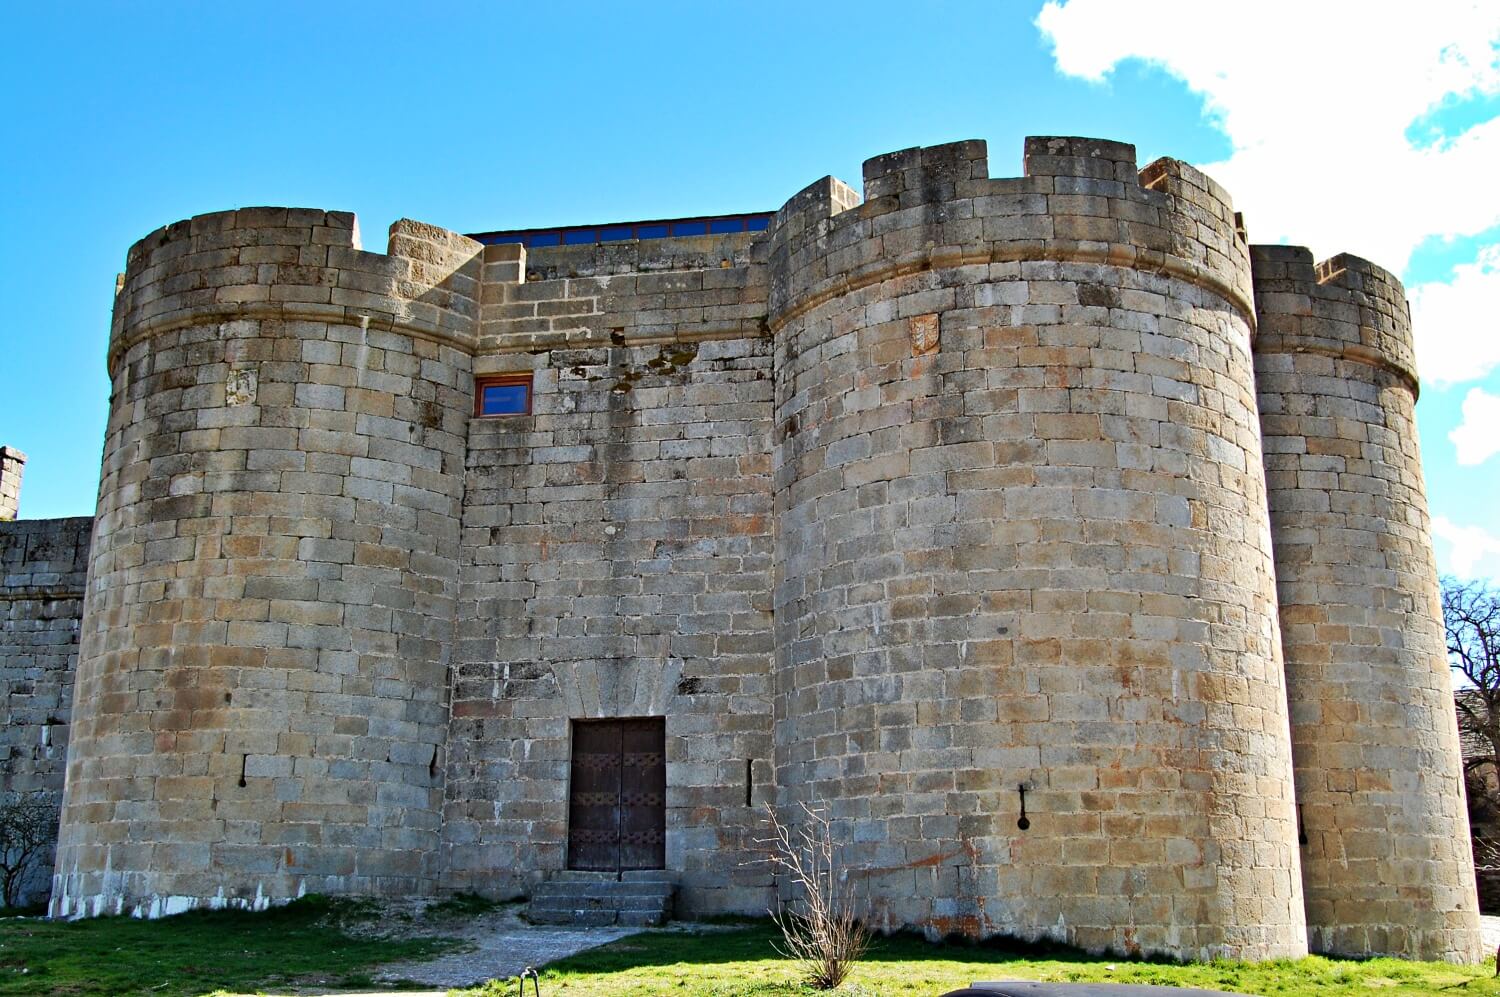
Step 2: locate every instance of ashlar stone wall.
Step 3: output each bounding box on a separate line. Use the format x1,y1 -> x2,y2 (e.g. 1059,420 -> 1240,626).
20,133 -> 1481,965
766,139 -> 1304,961
444,237 -> 777,914
52,210 -> 483,918
0,517 -> 90,905
1252,245 -> 1482,962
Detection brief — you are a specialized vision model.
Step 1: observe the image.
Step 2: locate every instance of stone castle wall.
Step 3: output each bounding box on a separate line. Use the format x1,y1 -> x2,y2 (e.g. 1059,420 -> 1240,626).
441,233 -> 778,914
447,336 -> 776,914
1252,246 -> 1481,961
3,134 -> 1480,962
0,517 -> 90,905
52,211 -> 482,918
767,139 -> 1302,959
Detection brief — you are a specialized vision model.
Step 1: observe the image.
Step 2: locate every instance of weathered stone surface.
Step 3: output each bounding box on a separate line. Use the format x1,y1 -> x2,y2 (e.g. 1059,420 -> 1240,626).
0,136 -> 1477,964
769,140 -> 1301,961
1252,246 -> 1482,962
50,212 -> 481,919
0,516 -> 89,904
0,448 -> 25,521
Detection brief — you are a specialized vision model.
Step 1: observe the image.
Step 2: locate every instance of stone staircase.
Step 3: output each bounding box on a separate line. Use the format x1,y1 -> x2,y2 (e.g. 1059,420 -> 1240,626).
526,871 -> 676,927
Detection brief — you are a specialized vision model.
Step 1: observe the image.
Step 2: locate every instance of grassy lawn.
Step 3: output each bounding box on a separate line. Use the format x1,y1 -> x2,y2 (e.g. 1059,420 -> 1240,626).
0,895 -> 454,996
0,903 -> 1496,997
461,923 -> 1500,997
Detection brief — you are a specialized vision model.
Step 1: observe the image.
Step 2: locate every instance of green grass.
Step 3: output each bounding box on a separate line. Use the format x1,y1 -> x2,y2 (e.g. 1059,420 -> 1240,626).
0,894 -> 455,996
459,923 -> 1500,997
2,901 -> 1496,997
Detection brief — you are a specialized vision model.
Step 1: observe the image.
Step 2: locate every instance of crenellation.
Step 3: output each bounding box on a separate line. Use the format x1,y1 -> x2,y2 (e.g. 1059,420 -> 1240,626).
1250,245 -> 1418,395
1023,136 -> 1139,181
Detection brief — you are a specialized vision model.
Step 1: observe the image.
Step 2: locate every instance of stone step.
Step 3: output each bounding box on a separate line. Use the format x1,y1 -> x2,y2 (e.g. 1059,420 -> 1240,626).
550,869 -> 675,883
528,899 -> 669,911
525,873 -> 676,928
530,882 -> 673,900
527,892 -> 671,908
526,904 -> 671,927
528,907 -> 621,927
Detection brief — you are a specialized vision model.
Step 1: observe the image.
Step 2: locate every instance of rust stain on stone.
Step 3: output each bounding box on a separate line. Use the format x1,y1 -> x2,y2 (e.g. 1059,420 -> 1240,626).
909,313 -> 940,357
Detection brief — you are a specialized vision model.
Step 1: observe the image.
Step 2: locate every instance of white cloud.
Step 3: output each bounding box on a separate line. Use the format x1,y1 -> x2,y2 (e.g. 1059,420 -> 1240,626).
1432,515 -> 1500,579
1037,0 -> 1500,269
1038,0 -> 1500,391
1410,246 -> 1500,388
1448,386 -> 1500,465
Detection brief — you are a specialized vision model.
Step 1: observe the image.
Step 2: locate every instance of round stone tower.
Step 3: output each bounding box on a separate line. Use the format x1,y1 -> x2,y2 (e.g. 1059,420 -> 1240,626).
51,209 -> 482,917
1251,246 -> 1482,961
767,138 -> 1307,960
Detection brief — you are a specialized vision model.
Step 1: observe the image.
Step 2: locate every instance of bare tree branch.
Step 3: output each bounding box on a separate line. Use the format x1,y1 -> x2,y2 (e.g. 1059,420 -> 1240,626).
1446,577 -> 1500,918
0,796 -> 59,909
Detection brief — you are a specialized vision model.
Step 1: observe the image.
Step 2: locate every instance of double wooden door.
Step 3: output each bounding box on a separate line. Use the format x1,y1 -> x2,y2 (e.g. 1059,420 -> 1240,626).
566,718 -> 666,872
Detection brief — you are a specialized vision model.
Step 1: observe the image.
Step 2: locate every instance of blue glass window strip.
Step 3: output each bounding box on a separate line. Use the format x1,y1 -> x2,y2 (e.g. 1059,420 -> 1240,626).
480,382 -> 530,416
471,214 -> 774,247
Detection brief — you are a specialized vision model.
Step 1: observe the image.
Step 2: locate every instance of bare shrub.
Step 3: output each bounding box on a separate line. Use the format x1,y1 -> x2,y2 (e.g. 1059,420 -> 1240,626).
760,801 -> 869,990
0,796 -> 58,909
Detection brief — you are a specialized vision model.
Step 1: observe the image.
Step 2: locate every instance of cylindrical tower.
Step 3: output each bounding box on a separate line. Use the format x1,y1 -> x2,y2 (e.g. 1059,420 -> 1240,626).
52,209 -> 481,917
768,138 -> 1306,960
1252,245 -> 1482,961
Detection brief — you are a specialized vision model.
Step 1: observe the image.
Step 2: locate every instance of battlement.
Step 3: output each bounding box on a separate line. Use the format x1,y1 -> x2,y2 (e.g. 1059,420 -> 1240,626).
1249,243 -> 1416,394
109,209 -> 484,376
1024,135 -> 1139,181
0,446 -> 25,522
862,139 -> 992,199
765,135 -> 1252,331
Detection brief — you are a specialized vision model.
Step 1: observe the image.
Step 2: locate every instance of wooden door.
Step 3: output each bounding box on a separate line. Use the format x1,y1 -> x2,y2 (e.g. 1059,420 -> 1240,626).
567,718 -> 665,872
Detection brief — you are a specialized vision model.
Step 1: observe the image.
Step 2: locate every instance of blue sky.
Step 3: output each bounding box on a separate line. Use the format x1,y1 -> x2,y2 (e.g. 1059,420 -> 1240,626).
2,1 -> 1497,582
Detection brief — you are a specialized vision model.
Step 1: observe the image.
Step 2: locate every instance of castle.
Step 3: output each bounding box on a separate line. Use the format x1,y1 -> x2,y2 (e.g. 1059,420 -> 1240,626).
0,135 -> 1482,963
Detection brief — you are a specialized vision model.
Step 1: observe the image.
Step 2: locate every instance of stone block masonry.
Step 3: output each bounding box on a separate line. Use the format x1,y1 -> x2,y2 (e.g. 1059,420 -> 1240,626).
447,335 -> 774,915
1252,247 -> 1480,961
0,515 -> 90,904
0,134 -> 1480,963
770,138 -> 1300,960
0,447 -> 26,521
52,212 -> 481,918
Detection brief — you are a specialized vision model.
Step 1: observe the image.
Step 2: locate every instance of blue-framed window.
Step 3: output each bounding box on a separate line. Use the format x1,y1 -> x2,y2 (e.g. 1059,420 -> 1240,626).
477,375 -> 532,416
